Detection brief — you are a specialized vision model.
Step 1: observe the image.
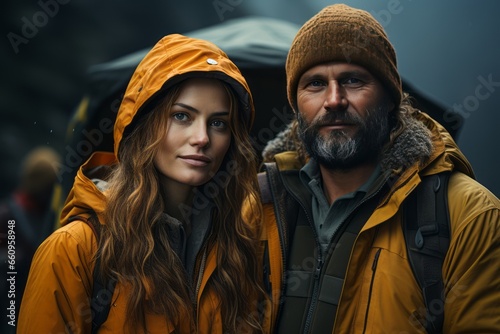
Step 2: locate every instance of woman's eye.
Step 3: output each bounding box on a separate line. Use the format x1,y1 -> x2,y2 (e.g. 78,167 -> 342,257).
210,119 -> 228,130
172,112 -> 189,121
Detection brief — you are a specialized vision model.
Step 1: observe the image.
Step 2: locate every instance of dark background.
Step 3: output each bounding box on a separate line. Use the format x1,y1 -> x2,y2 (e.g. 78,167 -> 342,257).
2,0 -> 500,198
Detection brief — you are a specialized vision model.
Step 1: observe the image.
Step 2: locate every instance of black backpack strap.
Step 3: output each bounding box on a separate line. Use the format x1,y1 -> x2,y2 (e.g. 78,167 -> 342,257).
258,163 -> 302,299
69,213 -> 116,334
260,162 -> 302,255
258,171 -> 273,204
403,172 -> 451,333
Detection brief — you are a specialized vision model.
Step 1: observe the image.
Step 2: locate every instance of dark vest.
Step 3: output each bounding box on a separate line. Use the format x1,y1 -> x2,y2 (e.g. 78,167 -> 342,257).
263,163 -> 386,334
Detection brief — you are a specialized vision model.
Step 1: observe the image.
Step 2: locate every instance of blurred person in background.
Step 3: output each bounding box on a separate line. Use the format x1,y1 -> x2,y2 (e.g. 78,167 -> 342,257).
0,145 -> 61,333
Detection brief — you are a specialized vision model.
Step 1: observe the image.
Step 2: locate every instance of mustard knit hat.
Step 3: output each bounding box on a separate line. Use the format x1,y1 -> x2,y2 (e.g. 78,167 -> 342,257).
286,4 -> 402,111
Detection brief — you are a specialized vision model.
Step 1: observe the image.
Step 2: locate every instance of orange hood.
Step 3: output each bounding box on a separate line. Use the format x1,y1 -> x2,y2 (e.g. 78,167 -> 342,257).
113,33 -> 255,159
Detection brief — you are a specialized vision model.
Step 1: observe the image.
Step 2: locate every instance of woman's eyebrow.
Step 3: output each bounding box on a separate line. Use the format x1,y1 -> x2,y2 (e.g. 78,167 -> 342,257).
173,103 -> 229,116
173,102 -> 198,113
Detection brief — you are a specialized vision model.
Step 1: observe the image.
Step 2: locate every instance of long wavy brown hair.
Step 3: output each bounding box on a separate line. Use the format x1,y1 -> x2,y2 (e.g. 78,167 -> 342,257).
99,79 -> 264,332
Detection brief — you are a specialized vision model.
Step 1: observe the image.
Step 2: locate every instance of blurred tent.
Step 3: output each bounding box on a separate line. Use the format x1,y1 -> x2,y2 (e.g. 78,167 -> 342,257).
51,16 -> 463,226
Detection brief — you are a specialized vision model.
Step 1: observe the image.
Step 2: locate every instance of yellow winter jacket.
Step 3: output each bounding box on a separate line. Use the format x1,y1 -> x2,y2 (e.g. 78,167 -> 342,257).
18,34 -> 255,333
259,112 -> 500,333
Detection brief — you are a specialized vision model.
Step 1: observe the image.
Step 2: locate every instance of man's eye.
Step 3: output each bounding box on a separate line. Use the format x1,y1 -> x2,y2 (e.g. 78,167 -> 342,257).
343,78 -> 362,85
309,80 -> 324,87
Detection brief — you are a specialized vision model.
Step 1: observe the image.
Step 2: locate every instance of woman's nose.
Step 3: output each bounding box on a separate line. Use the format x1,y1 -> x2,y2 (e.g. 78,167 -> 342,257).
189,122 -> 210,148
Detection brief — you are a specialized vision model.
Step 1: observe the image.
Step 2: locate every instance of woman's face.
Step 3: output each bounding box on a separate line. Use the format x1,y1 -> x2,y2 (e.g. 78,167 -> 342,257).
154,78 -> 232,189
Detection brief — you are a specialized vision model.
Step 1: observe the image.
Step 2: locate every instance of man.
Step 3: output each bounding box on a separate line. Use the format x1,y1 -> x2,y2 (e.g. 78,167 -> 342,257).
256,4 -> 500,333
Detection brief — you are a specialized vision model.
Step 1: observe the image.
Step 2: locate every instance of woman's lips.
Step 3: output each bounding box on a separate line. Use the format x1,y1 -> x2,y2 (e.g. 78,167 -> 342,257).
179,154 -> 211,167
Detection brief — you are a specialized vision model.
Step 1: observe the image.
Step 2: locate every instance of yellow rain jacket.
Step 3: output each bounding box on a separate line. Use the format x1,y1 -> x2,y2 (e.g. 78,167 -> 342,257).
259,112 -> 500,333
18,34 -> 255,333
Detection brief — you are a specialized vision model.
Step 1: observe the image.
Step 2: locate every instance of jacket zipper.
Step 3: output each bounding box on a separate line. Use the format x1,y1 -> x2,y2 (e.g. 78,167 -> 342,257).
302,177 -> 389,333
193,247 -> 208,316
303,255 -> 323,334
282,188 -> 317,334
192,208 -> 215,317
362,248 -> 381,334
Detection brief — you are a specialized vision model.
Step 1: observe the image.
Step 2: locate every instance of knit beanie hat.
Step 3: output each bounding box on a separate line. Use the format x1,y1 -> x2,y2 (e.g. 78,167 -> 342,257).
286,4 -> 402,111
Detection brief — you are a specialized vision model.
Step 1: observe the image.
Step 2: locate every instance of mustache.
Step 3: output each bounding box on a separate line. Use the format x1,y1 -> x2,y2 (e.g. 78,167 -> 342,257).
299,111 -> 363,133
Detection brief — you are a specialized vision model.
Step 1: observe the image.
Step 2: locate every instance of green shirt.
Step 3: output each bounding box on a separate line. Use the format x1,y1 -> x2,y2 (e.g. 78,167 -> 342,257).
299,159 -> 381,253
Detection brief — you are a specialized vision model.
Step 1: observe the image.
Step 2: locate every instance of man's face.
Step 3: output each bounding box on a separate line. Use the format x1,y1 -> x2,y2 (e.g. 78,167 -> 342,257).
296,62 -> 395,170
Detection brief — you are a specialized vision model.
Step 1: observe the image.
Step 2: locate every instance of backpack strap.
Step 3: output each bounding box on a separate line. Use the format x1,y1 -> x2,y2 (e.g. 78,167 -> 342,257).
258,162 -> 302,302
260,162 -> 305,256
68,213 -> 116,334
403,172 -> 451,333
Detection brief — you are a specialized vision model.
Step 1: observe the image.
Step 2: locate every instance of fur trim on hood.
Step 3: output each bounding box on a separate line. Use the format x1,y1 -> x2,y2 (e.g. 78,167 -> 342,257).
379,112 -> 433,173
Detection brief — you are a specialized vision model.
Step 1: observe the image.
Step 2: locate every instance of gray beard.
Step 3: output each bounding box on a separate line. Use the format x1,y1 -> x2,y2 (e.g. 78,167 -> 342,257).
298,105 -> 391,170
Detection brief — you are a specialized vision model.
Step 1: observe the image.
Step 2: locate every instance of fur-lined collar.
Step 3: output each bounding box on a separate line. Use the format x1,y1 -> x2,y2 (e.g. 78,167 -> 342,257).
379,112 -> 433,173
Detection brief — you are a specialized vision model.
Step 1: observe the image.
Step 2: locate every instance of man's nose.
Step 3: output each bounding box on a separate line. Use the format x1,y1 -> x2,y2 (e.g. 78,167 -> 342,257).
323,81 -> 348,111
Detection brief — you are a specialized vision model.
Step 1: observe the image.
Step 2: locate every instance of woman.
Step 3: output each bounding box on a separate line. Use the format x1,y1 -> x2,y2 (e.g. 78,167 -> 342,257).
18,34 -> 264,333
